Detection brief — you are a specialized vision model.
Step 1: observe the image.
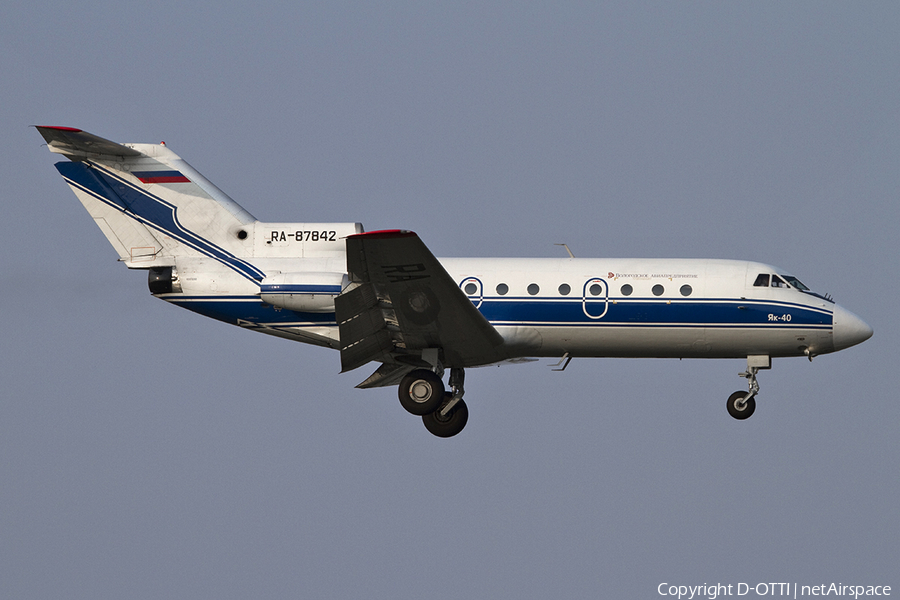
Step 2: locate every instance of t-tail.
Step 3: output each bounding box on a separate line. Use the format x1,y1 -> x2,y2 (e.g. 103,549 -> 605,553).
37,126 -> 264,271
37,126 -> 362,348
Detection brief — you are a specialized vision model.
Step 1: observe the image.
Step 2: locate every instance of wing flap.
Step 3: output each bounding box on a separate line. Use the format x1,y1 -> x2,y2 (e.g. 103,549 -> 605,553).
335,283 -> 394,372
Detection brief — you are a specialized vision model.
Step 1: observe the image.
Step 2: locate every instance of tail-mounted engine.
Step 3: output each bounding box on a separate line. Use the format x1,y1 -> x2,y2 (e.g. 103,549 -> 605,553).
148,266 -> 182,295
260,272 -> 348,313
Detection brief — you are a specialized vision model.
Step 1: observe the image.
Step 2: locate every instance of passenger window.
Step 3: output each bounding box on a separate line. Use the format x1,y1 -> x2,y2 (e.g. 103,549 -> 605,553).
652,284 -> 664,296
496,283 -> 509,296
680,285 -> 692,297
753,274 -> 770,287
527,283 -> 540,295
464,283 -> 478,295
771,275 -> 787,288
620,284 -> 633,296
558,283 -> 571,295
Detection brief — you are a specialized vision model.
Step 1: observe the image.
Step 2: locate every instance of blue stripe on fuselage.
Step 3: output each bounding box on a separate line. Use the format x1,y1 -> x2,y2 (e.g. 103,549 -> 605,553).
478,297 -> 831,328
157,294 -> 831,332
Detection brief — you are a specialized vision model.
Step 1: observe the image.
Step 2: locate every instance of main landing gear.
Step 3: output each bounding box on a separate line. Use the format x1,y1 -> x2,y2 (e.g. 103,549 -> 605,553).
398,367 -> 468,438
726,355 -> 770,420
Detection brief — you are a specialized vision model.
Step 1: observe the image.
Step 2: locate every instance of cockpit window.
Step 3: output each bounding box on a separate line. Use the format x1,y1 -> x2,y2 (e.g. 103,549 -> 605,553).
753,273 -> 770,287
781,275 -> 810,291
757,272 -> 830,302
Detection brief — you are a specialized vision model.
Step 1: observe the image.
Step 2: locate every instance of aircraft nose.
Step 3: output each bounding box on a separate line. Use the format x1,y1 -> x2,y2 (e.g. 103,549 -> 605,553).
832,304 -> 873,351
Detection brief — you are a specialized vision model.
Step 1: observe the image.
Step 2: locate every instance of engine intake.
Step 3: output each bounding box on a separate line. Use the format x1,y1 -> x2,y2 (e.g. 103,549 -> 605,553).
148,266 -> 182,294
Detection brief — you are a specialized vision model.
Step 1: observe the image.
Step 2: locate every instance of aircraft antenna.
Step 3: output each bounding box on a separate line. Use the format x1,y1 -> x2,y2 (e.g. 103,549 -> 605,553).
555,243 -> 575,259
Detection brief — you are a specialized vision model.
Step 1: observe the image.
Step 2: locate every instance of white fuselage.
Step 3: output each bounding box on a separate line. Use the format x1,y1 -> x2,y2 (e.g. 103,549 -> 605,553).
442,257 -> 835,360
161,253 -> 865,362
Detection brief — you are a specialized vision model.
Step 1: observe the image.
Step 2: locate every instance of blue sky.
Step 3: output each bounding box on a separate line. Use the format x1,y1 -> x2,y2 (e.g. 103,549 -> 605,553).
2,2 -> 897,598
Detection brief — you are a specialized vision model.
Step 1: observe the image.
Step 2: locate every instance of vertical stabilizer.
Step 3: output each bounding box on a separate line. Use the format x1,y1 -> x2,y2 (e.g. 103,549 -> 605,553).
38,127 -> 261,278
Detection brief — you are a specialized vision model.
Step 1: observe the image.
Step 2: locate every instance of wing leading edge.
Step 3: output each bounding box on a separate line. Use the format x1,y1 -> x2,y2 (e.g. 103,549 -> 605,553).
335,230 -> 507,375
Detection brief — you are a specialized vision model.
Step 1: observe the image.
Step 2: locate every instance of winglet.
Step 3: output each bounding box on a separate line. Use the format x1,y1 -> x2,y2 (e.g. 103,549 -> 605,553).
34,125 -> 142,160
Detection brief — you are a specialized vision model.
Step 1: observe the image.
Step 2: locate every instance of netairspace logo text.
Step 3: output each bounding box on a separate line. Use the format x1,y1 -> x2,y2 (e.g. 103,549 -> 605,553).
657,583 -> 891,600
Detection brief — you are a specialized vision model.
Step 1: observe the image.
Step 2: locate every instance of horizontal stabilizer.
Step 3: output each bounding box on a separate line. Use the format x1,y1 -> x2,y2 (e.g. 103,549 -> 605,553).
36,126 -> 142,159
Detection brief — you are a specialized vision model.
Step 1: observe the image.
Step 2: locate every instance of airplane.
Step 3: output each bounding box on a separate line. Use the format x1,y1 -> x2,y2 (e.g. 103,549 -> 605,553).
36,126 -> 874,437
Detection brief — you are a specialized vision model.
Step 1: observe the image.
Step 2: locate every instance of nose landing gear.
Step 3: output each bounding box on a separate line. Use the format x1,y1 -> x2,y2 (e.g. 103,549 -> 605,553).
726,356 -> 770,420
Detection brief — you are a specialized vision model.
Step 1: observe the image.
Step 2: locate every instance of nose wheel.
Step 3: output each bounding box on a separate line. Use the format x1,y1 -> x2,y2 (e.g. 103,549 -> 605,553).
727,390 -> 756,419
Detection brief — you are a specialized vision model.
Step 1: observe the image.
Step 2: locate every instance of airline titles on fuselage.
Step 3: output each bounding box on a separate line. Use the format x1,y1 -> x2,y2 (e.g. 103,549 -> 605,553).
609,272 -> 699,280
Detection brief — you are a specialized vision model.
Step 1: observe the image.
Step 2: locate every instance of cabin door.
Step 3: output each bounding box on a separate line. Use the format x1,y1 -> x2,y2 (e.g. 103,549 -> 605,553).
582,278 -> 608,319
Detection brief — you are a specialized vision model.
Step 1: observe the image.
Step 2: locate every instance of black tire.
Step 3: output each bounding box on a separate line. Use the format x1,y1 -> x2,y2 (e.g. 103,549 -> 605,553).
423,397 -> 468,438
727,391 -> 756,420
398,369 -> 445,416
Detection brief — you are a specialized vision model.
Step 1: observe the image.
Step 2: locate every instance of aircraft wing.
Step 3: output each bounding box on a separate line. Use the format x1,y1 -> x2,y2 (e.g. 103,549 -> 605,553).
335,230 -> 507,374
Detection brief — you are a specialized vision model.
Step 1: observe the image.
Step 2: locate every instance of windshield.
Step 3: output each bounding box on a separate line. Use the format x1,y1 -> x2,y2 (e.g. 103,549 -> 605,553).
781,275 -> 809,291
